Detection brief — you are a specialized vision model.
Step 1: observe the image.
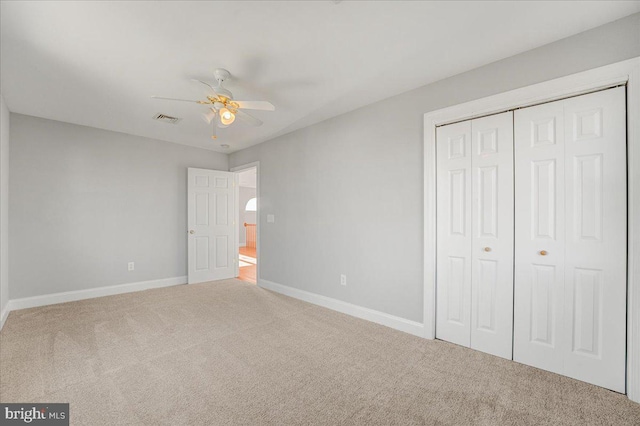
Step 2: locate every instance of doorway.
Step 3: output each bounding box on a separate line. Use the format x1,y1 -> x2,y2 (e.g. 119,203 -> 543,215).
234,165 -> 258,284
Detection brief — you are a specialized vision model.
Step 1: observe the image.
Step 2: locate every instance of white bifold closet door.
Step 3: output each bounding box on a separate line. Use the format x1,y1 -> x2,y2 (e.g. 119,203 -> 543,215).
436,111 -> 514,359
514,86 -> 626,393
436,120 -> 472,348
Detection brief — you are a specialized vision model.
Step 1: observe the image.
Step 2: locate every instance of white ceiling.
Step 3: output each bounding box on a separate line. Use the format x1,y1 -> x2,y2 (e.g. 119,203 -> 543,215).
2,2 -> 639,153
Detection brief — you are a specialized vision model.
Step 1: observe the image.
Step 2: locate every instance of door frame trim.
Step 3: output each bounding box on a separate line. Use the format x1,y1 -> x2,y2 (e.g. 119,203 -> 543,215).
231,161 -> 260,283
423,57 -> 640,401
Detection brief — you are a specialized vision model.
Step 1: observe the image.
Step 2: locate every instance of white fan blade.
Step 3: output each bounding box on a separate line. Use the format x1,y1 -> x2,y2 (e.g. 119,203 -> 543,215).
191,79 -> 219,97
234,100 -> 275,111
152,96 -> 203,103
235,109 -> 263,127
202,109 -> 216,124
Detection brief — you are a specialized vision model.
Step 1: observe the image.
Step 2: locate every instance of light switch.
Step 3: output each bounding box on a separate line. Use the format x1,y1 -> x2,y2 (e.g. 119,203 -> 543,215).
267,214 -> 275,223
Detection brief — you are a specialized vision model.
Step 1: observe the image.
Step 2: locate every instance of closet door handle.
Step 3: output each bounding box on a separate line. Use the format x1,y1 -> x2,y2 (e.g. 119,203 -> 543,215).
539,250 -> 548,256
483,247 -> 492,252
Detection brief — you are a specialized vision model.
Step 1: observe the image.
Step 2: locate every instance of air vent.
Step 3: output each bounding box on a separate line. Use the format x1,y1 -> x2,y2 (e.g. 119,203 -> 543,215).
152,113 -> 181,124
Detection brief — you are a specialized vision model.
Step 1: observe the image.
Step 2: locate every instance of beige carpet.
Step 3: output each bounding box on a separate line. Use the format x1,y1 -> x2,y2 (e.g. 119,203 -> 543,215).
1,279 -> 638,425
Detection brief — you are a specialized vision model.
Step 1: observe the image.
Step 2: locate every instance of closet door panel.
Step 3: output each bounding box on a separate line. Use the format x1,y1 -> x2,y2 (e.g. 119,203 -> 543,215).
515,86 -> 626,393
470,111 -> 514,359
436,121 -> 473,347
514,102 -> 565,375
563,86 -> 626,393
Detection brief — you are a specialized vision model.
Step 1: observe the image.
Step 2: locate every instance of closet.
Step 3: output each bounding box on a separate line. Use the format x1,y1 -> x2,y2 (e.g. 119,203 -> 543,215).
436,111 -> 514,360
435,86 -> 627,393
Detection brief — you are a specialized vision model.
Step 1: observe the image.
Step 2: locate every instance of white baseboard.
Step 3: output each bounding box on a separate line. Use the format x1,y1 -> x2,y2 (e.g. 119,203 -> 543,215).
2,277 -> 424,338
0,303 -> 9,330
3,276 -> 187,323
258,279 -> 424,337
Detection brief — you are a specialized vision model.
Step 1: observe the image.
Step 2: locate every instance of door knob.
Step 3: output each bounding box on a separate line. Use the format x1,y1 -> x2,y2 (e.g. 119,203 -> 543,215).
483,247 -> 491,252
539,250 -> 548,256
189,230 -> 195,234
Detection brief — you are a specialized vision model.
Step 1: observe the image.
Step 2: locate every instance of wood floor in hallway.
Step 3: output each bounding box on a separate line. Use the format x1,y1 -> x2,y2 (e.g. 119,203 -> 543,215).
238,246 -> 256,284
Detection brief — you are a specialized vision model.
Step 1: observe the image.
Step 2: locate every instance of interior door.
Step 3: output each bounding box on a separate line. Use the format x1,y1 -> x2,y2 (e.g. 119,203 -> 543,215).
470,112 -> 514,360
436,114 -> 514,358
562,87 -> 626,392
514,86 -> 627,392
436,120 -> 472,347
513,100 -> 566,376
188,168 -> 236,284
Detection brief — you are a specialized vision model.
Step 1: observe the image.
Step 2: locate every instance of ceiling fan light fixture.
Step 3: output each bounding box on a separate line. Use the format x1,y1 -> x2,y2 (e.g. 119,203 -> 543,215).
220,107 -> 236,125
155,69 -> 274,139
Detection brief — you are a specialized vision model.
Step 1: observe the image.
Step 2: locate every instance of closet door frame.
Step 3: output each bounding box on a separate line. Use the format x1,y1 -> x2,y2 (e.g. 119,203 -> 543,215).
423,57 -> 640,402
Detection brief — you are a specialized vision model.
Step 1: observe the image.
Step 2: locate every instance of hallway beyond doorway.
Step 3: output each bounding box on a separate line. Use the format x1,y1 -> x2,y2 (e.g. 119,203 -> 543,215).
239,246 -> 256,284
236,165 -> 258,284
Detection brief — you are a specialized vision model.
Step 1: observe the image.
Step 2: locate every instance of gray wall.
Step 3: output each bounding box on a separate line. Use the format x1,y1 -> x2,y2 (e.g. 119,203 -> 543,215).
230,13 -> 640,323
0,95 -> 9,315
9,114 -> 228,299
239,186 -> 256,246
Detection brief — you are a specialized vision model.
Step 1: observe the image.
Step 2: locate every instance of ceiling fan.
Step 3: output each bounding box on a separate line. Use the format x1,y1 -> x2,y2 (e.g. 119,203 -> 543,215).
152,68 -> 275,139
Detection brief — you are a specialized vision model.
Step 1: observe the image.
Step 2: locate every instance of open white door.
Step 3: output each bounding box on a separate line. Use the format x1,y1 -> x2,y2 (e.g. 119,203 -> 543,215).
188,168 -> 236,284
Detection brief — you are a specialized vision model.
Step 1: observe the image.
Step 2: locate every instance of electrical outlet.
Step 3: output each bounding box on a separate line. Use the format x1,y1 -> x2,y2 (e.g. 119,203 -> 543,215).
267,214 -> 275,223
340,274 -> 347,286
128,262 -> 135,271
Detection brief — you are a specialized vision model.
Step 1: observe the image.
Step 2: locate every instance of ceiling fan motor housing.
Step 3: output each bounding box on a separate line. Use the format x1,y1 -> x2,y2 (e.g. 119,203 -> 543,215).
214,68 -> 231,83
